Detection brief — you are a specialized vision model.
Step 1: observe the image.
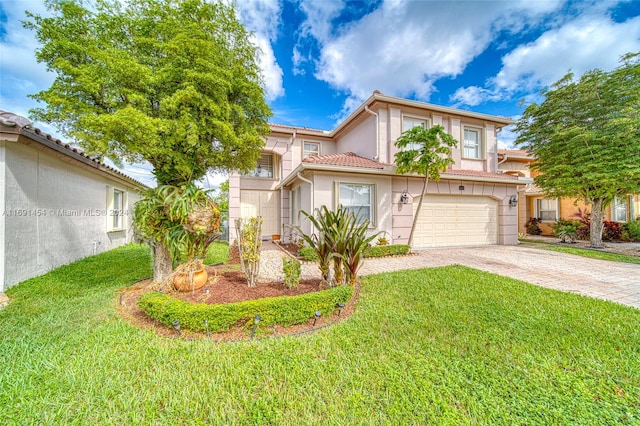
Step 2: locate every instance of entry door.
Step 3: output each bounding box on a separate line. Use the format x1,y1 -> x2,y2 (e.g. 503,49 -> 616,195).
240,190 -> 280,237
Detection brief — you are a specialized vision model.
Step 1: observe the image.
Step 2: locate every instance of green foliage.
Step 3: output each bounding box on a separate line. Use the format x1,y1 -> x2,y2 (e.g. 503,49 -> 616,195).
375,236 -> 389,246
138,286 -> 353,333
299,206 -> 381,286
203,242 -> 229,265
282,258 -> 301,289
525,217 -> 542,235
364,244 -> 411,258
622,218 -> 640,242
25,0 -> 271,185
299,244 -> 410,261
236,217 -> 262,287
134,183 -> 221,262
394,124 -> 457,247
515,53 -> 640,247
212,180 -> 229,212
4,247 -> 640,424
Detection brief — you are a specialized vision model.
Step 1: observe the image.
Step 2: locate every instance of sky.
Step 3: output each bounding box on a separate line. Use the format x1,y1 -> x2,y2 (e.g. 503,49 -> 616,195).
1,0 -> 640,187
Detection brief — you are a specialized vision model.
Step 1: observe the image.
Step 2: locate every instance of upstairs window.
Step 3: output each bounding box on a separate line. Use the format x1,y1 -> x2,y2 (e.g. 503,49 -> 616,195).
303,142 -> 321,159
244,153 -> 277,179
402,116 -> 428,151
535,198 -> 558,222
463,126 -> 482,159
611,196 -> 628,222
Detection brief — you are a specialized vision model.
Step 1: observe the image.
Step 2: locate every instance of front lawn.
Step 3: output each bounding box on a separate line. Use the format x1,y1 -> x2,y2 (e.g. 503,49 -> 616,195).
521,238 -> 640,264
1,245 -> 639,424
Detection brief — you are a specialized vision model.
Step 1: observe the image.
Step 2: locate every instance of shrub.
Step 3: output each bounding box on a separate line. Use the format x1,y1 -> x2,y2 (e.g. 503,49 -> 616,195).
525,217 -> 542,235
550,220 -> 580,243
137,285 -> 354,333
622,218 -> 640,241
376,237 -> 389,246
235,217 -> 262,287
364,244 -> 410,257
282,258 -> 301,288
298,246 -> 319,261
602,221 -> 622,241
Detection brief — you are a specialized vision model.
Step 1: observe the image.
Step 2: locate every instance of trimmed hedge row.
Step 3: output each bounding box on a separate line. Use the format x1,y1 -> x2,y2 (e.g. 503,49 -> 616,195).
299,244 -> 410,261
137,285 -> 354,333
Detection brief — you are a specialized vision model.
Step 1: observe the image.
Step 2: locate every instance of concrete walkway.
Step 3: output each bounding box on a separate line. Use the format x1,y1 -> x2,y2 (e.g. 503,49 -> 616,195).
260,242 -> 640,309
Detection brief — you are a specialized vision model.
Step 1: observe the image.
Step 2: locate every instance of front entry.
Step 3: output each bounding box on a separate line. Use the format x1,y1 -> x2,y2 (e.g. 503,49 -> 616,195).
239,190 -> 280,237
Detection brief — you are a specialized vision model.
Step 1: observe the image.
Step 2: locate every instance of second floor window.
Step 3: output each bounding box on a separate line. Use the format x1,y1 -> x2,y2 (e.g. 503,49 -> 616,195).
303,142 -> 321,158
244,153 -> 276,179
463,127 -> 482,159
402,116 -> 428,151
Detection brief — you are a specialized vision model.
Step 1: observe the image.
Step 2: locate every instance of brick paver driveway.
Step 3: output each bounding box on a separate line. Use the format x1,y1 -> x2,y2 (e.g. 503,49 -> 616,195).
360,245 -> 640,309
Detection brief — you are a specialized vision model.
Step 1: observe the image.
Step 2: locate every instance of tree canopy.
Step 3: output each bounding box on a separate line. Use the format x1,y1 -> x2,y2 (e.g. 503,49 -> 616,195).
394,125 -> 457,247
25,0 -> 272,185
515,52 -> 640,247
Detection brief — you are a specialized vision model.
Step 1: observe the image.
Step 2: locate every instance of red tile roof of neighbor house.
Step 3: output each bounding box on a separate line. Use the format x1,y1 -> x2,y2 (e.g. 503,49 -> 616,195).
498,148 -> 533,159
303,152 -> 393,169
444,168 -> 519,180
0,111 -> 147,188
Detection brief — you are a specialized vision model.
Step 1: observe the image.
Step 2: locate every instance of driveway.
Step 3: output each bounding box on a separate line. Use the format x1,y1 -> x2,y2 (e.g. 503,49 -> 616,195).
360,245 -> 640,309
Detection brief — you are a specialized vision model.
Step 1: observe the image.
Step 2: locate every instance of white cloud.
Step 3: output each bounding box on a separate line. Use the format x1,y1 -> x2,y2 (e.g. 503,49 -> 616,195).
234,0 -> 285,101
453,13 -> 640,106
296,0 -> 566,120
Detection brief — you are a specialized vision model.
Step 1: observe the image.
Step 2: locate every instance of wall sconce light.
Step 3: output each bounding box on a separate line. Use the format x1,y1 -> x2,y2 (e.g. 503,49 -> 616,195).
509,195 -> 518,207
458,185 -> 465,191
400,191 -> 409,204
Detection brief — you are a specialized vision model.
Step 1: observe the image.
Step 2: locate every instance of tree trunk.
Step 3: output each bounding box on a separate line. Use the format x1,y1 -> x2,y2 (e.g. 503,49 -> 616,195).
152,242 -> 173,282
590,197 -> 605,248
407,175 -> 429,248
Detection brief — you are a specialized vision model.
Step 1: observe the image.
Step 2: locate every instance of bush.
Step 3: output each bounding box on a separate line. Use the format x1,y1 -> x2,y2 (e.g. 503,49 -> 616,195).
138,285 -> 354,333
622,218 -> 640,241
525,217 -> 542,235
550,220 -> 580,242
282,258 -> 301,288
298,244 -> 410,260
602,221 -> 622,241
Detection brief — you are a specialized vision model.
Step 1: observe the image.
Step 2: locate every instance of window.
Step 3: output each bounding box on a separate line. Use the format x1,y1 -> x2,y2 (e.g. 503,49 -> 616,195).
402,116 -> 428,151
107,187 -> 126,232
303,142 -> 321,158
244,153 -> 277,179
611,196 -> 628,222
338,183 -> 374,224
463,127 -> 482,159
535,198 -> 558,221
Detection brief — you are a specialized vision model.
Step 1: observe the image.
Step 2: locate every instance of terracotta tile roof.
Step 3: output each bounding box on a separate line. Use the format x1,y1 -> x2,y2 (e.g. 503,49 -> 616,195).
0,111 -> 147,188
498,148 -> 533,158
270,123 -> 329,134
444,168 -> 519,180
303,152 -> 391,169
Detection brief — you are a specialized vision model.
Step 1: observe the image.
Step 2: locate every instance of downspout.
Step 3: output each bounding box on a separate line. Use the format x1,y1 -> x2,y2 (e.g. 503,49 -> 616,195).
497,154 -> 508,166
364,105 -> 379,161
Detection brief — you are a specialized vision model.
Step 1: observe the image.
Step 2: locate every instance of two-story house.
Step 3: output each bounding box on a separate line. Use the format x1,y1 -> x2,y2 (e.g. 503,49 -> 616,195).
230,91 -> 530,248
498,149 -> 640,235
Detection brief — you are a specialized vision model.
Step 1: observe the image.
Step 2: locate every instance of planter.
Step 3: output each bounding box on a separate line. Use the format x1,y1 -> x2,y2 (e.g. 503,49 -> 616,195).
173,267 -> 208,292
272,234 -> 281,241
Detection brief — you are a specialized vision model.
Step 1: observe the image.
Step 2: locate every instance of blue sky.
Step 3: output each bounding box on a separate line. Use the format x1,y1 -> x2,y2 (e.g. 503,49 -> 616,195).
1,0 -> 640,186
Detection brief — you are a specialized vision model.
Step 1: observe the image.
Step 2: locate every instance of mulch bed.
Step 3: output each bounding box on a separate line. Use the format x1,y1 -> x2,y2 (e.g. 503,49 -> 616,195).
117,263 -> 358,342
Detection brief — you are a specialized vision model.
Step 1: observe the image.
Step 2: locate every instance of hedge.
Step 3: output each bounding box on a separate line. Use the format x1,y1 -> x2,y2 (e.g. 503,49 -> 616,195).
137,285 -> 354,333
299,244 -> 410,261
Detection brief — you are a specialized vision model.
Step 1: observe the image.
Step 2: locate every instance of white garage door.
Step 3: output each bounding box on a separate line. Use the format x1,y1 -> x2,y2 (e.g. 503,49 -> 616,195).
240,190 -> 280,237
413,195 -> 498,248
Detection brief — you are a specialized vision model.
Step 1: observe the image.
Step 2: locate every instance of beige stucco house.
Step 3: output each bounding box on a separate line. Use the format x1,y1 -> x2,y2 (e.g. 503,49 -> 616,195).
498,148 -> 640,235
230,91 -> 531,248
0,111 -> 144,299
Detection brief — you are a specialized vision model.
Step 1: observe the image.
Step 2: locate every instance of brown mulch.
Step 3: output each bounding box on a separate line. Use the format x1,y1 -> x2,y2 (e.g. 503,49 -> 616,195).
117,264 -> 358,342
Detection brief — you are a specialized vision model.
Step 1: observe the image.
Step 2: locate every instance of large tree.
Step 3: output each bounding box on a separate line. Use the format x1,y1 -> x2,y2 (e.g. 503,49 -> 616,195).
515,53 -> 640,248
26,0 -> 271,279
394,125 -> 457,248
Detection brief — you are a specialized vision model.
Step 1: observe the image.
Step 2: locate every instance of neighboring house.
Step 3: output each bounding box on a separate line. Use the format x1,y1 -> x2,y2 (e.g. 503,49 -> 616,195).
0,111 -> 145,296
498,149 -> 640,235
230,91 -> 531,248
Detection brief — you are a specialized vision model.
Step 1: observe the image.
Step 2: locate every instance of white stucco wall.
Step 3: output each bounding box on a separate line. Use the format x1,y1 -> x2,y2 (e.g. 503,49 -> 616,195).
336,115 -> 377,159
1,141 -> 141,292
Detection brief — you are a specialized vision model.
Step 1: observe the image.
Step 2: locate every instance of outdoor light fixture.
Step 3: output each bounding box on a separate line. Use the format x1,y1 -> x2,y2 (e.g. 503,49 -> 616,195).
459,185 -> 465,191
204,319 -> 210,338
313,311 -> 322,326
251,314 -> 261,338
172,320 -> 181,336
400,191 -> 409,204
337,303 -> 345,317
509,195 -> 518,207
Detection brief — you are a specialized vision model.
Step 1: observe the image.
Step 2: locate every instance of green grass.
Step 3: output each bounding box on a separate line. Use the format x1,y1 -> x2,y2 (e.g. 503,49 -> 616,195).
520,238 -> 640,265
203,241 -> 229,265
2,245 -> 640,424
